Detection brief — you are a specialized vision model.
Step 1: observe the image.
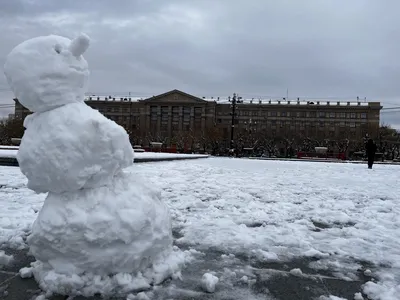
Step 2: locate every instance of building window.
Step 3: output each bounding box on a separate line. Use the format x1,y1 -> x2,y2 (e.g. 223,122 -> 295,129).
172,106 -> 180,125
329,112 -> 335,118
161,106 -> 169,126
194,107 -> 202,120
350,122 -> 356,128
183,107 -> 190,128
297,112 -> 306,118
318,112 -> 325,118
150,106 -> 158,122
361,113 -> 367,119
281,112 -> 286,117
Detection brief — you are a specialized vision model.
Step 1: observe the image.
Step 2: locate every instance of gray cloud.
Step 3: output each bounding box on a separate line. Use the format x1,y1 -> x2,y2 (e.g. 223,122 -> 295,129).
0,0 -> 400,127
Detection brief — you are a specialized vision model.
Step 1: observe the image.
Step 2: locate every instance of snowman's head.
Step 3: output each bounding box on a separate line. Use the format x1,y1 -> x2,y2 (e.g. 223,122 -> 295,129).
4,33 -> 90,113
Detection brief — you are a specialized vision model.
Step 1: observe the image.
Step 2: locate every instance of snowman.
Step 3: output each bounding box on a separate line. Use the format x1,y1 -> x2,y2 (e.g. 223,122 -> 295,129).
3,33 -> 178,296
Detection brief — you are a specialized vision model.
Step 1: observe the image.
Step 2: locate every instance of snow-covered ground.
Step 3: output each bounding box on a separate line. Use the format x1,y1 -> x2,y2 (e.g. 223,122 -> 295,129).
0,149 -> 18,158
0,148 -> 208,160
0,158 -> 399,299
133,152 -> 208,160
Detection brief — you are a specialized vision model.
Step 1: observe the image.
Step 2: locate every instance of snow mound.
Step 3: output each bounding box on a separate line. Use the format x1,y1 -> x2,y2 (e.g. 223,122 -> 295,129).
289,268 -> 303,276
20,267 -> 33,278
28,171 -> 172,276
303,248 -> 330,258
17,103 -> 134,194
363,280 -> 400,300
319,296 -> 348,300
31,247 -> 192,297
201,273 -> 219,293
3,34 -> 89,113
0,250 -> 13,266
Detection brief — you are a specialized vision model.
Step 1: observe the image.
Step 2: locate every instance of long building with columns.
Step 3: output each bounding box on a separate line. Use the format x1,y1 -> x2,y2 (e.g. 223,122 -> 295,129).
14,89 -> 382,146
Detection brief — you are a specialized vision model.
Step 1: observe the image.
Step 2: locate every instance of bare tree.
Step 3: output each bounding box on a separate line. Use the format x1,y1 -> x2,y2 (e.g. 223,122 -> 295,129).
204,126 -> 223,155
0,118 -> 24,145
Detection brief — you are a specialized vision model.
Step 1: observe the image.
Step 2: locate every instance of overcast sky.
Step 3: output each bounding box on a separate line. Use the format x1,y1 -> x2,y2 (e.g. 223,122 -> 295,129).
1,0 -> 399,126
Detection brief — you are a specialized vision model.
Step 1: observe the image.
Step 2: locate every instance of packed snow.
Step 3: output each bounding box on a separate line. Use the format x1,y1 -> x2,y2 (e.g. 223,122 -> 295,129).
17,103 -> 134,193
28,171 -> 174,272
201,273 -> 219,293
0,249 -> 13,266
19,266 -> 33,278
0,158 -> 399,299
3,32 -> 180,297
3,34 -> 90,113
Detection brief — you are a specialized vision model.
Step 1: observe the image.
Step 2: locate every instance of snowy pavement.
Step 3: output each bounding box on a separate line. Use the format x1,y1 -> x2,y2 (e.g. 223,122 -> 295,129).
0,158 -> 399,299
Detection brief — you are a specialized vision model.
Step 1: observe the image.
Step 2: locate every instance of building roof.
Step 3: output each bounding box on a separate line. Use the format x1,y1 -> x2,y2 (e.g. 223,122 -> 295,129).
84,92 -> 373,107
142,89 -> 208,103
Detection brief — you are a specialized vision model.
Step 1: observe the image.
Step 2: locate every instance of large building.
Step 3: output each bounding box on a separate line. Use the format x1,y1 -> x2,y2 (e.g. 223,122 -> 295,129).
14,89 -> 382,147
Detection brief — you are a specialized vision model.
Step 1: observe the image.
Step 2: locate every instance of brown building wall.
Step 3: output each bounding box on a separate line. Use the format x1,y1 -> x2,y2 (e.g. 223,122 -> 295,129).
13,90 -> 382,146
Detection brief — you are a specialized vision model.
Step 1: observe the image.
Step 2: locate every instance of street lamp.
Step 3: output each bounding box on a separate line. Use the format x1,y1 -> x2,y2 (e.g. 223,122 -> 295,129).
229,93 -> 242,152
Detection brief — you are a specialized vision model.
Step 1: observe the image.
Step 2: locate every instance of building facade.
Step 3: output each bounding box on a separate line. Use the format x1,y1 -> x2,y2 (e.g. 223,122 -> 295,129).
13,89 -> 382,146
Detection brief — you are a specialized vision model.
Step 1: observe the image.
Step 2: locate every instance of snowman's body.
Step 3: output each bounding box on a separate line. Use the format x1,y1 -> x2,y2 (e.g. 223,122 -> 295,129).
18,103 -> 134,193
4,33 -> 177,296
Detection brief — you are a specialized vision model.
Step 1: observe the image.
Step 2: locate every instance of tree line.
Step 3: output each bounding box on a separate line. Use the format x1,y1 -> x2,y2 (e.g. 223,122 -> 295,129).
2,117 -> 399,160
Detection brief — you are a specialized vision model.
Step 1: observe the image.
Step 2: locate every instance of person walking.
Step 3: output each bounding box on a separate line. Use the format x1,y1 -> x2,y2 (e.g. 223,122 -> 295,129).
365,138 -> 377,169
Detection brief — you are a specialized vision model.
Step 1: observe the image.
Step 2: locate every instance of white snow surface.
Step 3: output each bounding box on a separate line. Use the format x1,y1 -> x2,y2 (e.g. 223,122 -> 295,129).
0,159 -> 399,299
28,170 -> 172,275
19,266 -> 33,278
201,273 -> 219,293
3,34 -> 90,113
0,147 -> 207,161
0,250 -> 13,265
17,103 -> 134,193
134,152 -> 208,160
319,296 -> 348,300
0,149 -> 18,158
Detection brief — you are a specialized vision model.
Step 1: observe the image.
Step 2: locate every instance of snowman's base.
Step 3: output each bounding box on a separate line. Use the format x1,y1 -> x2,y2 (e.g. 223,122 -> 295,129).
29,247 -> 191,297
27,170 -> 175,281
